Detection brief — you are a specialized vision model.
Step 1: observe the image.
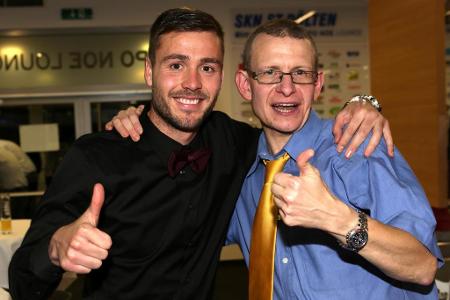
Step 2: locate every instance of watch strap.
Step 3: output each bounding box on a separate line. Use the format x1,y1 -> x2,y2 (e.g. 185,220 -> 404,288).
344,94 -> 382,112
339,209 -> 368,252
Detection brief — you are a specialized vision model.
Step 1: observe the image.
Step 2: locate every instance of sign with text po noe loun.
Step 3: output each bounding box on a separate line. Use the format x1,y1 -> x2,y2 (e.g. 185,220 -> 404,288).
0,32 -> 149,92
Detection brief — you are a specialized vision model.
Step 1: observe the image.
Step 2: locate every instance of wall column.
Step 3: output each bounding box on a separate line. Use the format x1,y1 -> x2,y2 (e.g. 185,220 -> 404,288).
368,0 -> 449,228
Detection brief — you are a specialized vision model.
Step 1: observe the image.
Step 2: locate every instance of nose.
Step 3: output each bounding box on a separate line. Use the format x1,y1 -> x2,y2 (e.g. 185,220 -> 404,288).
182,68 -> 202,91
276,73 -> 295,96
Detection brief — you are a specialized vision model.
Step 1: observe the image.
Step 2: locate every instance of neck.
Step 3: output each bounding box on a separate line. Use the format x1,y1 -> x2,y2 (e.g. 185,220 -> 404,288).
264,110 -> 311,155
263,127 -> 292,155
147,110 -> 197,145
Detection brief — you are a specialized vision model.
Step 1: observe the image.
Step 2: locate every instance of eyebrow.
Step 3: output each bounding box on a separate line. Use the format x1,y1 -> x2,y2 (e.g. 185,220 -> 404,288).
161,54 -> 189,62
200,58 -> 223,67
258,65 -> 313,71
161,54 -> 222,67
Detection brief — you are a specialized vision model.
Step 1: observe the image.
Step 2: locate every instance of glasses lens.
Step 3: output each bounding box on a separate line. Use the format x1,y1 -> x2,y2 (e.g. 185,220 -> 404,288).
257,71 -> 281,84
254,70 -> 318,84
292,71 -> 317,84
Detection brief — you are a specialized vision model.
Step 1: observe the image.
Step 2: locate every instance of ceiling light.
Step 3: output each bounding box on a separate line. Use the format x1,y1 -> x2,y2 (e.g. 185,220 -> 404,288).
295,11 -> 316,24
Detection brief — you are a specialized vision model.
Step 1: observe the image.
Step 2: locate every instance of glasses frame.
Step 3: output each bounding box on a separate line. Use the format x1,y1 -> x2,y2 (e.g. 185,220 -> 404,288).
250,69 -> 319,85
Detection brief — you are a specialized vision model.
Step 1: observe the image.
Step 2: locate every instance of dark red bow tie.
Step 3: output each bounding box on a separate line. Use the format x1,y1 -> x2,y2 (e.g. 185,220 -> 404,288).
168,147 -> 212,177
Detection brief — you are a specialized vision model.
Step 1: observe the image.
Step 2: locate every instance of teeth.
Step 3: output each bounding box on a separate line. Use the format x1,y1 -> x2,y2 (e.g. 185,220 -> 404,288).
177,98 -> 200,105
274,103 -> 296,107
275,107 -> 293,112
273,103 -> 297,112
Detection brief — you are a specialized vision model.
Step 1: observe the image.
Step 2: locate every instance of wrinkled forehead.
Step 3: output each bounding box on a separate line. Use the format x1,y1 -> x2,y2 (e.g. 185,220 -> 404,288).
250,34 -> 316,69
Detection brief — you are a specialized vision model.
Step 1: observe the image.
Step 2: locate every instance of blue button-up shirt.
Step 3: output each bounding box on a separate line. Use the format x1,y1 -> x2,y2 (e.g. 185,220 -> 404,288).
227,111 -> 443,299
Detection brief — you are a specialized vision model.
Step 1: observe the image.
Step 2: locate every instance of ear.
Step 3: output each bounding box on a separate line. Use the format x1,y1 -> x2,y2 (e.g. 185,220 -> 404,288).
235,69 -> 253,102
313,71 -> 324,101
144,57 -> 153,88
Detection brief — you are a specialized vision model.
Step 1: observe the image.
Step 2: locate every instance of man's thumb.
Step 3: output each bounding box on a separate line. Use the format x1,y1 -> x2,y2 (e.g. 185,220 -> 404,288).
136,104 -> 145,115
86,183 -> 105,227
297,149 -> 315,174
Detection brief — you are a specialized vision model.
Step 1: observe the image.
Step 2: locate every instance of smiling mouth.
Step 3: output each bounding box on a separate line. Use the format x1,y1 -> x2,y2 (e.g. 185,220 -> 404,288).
272,103 -> 298,113
171,90 -> 208,106
175,98 -> 202,105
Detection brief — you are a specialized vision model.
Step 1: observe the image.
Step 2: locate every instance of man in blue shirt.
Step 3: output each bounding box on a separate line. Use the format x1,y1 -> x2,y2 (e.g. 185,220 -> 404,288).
226,19 -> 443,299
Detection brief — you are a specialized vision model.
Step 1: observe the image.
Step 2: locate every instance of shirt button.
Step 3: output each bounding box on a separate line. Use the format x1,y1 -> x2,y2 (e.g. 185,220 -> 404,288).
282,257 -> 289,264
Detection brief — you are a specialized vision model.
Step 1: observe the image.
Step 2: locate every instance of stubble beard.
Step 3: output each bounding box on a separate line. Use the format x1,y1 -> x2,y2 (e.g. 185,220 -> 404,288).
151,84 -> 217,133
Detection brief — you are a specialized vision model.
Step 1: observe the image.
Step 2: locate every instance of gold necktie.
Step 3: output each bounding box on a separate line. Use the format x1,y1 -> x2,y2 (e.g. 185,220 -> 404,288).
249,152 -> 290,300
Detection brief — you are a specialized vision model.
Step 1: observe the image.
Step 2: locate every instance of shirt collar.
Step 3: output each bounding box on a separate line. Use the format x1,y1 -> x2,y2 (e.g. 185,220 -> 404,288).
246,110 -> 323,177
138,111 -> 204,164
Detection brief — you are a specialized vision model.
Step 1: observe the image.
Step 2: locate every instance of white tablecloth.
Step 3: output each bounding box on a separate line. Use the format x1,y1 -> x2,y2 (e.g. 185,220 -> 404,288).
0,287 -> 11,300
0,219 -> 30,289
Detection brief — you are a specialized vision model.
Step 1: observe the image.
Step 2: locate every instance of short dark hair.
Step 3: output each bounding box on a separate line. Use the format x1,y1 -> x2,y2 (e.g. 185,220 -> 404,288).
148,8 -> 224,63
242,19 -> 318,72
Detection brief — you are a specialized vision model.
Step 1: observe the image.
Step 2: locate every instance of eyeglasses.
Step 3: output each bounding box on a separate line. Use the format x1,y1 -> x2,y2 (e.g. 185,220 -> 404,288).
250,69 -> 318,84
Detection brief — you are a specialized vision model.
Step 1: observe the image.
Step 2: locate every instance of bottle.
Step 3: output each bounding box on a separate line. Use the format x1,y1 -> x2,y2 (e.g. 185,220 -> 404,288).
1,193 -> 12,234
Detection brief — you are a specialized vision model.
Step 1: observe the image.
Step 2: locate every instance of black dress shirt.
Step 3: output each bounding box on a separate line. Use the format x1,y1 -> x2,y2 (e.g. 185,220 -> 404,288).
8,111 -> 259,300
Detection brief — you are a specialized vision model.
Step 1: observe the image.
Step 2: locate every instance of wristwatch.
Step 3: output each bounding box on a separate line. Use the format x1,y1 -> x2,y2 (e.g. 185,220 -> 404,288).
344,94 -> 382,112
340,209 -> 368,252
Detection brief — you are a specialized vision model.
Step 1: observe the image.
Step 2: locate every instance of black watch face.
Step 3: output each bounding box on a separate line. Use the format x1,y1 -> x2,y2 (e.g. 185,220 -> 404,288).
349,230 -> 368,249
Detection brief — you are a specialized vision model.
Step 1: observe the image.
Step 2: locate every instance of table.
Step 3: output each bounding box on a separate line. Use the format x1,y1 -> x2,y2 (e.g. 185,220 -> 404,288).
0,219 -> 30,289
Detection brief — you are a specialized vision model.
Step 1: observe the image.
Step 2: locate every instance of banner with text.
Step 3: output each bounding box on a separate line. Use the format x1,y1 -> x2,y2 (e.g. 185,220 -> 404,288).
0,32 -> 148,92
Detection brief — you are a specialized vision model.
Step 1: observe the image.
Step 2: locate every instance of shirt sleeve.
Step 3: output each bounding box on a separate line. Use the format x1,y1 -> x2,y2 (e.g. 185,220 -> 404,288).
8,141 -> 101,299
225,208 -> 239,245
331,147 -> 443,265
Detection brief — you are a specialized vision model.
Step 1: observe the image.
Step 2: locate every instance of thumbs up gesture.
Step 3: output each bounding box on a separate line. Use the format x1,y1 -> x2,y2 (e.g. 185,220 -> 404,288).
272,149 -> 350,232
49,183 -> 112,273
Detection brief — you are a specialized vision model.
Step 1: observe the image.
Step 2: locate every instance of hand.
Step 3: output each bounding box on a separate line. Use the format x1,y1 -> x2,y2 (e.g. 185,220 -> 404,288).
105,105 -> 145,142
271,149 -> 355,235
333,101 -> 394,158
48,183 -> 112,274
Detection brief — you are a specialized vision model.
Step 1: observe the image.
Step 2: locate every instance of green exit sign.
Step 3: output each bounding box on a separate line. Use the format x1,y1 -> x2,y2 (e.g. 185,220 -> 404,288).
61,8 -> 93,20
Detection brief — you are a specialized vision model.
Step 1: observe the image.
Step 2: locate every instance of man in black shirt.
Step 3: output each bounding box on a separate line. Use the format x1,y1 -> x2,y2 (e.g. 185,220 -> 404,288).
9,8 -> 391,300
